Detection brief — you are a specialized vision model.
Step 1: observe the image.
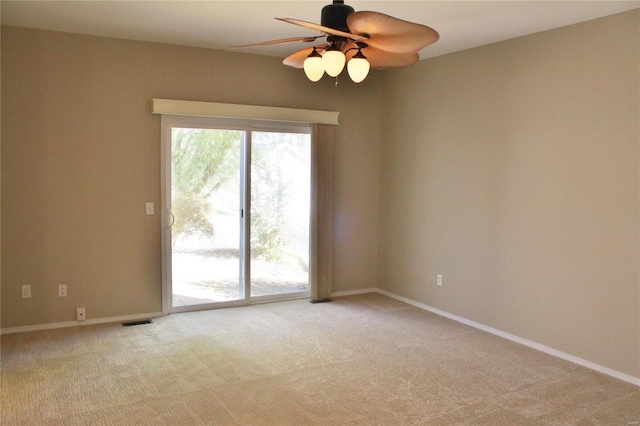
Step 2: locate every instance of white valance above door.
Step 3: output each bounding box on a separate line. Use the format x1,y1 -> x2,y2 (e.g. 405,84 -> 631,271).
152,99 -> 340,126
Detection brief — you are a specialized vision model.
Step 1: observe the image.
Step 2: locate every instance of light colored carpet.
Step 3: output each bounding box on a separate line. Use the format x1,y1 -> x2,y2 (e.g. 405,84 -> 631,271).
2,293 -> 639,425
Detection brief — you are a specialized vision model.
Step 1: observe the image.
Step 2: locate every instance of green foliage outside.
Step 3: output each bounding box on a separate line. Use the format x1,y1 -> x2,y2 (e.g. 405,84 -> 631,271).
171,128 -> 310,262
171,128 -> 239,239
251,132 -> 310,261
250,139 -> 288,259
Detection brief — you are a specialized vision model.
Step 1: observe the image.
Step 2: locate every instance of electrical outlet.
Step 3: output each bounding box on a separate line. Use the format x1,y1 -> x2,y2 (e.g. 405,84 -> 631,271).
58,285 -> 67,297
437,274 -> 443,287
22,285 -> 32,298
77,308 -> 86,321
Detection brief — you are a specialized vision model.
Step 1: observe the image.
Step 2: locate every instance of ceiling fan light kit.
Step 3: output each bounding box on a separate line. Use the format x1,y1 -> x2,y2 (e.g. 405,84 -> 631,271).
347,49 -> 371,83
233,0 -> 439,85
303,47 -> 325,82
321,43 -> 347,77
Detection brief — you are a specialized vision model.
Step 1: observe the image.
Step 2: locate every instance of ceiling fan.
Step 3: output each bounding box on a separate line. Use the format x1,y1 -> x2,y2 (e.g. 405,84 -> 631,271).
232,0 -> 439,84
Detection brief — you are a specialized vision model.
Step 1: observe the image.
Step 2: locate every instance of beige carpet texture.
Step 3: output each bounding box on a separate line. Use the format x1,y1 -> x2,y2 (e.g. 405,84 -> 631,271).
2,293 -> 639,425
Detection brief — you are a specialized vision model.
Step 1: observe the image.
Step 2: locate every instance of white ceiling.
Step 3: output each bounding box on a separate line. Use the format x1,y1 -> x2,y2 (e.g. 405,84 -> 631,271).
1,1 -> 638,60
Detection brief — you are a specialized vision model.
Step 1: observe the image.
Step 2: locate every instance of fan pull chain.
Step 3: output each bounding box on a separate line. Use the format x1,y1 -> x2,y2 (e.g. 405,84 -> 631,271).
335,75 -> 339,86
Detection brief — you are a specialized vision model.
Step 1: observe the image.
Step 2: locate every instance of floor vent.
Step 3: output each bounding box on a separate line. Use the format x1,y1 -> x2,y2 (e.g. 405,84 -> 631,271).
122,319 -> 153,327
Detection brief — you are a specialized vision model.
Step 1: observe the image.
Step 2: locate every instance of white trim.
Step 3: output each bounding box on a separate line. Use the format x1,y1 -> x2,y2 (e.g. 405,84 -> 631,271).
160,115 -> 171,316
375,288 -> 640,387
0,312 -> 164,335
331,288 -> 378,297
168,293 -> 311,314
250,293 -> 310,305
152,99 -> 339,126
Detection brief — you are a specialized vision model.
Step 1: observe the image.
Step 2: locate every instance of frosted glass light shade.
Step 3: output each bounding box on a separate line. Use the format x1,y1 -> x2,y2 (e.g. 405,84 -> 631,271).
347,57 -> 370,83
304,56 -> 325,82
323,50 -> 346,77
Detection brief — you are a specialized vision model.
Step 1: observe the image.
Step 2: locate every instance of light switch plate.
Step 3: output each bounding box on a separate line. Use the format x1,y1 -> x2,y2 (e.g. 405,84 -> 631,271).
145,202 -> 154,215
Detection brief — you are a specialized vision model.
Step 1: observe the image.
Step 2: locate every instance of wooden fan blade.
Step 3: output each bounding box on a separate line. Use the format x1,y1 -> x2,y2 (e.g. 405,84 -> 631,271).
232,35 -> 324,49
347,11 -> 439,54
344,42 -> 418,68
283,45 -> 328,69
277,17 -> 366,41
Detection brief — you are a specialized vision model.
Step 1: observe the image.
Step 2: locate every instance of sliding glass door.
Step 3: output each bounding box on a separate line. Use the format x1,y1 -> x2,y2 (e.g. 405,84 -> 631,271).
162,117 -> 310,313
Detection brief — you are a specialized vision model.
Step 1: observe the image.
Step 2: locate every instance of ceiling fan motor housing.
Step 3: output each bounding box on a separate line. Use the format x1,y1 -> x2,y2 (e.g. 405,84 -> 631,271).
321,0 -> 354,33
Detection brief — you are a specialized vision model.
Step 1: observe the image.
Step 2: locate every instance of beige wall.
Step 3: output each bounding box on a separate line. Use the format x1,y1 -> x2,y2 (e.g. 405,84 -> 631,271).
379,10 -> 639,378
1,26 -> 382,328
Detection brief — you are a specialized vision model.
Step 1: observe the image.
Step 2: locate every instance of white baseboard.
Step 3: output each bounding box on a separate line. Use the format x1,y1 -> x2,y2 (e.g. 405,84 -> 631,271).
0,312 -> 164,335
376,288 -> 640,387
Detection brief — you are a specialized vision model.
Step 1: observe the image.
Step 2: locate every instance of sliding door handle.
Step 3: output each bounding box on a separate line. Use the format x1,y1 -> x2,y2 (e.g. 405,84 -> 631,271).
167,210 -> 175,228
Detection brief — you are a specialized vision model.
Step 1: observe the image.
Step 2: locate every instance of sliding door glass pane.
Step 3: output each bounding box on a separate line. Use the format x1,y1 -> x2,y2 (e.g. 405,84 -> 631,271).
250,131 -> 311,297
171,127 -> 243,307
